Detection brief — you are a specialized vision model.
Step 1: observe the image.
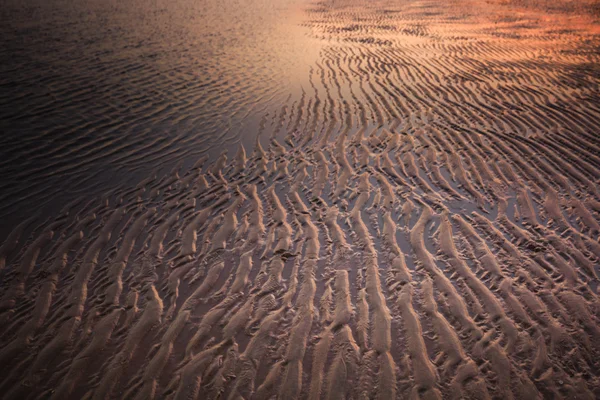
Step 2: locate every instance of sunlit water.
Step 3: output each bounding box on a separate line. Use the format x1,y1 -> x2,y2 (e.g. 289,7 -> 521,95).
0,0 -> 319,230
0,1 -> 599,399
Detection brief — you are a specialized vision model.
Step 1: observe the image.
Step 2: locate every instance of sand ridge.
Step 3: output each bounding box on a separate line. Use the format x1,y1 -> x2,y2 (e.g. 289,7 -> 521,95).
1,0 -> 600,398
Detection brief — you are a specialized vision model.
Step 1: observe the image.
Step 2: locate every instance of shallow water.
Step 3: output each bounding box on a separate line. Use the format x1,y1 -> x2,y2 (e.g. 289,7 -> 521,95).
1,0 -> 600,399
1,0 -> 598,235
0,0 -> 319,230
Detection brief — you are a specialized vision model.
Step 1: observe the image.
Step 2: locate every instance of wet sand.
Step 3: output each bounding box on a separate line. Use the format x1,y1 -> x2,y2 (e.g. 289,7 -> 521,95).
1,0 -> 600,398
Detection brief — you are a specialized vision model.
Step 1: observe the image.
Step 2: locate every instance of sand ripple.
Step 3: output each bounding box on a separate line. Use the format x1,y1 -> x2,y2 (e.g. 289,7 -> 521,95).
1,0 -> 600,398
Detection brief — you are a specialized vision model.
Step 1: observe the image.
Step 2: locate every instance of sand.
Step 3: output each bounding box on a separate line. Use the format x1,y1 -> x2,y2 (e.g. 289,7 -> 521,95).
1,0 -> 600,398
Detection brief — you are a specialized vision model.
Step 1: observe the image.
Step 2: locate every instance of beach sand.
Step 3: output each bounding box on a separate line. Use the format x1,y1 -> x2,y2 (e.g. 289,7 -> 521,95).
0,0 -> 599,398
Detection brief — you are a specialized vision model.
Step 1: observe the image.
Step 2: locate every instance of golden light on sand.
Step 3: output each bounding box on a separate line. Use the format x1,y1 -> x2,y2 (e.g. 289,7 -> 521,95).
0,0 -> 599,399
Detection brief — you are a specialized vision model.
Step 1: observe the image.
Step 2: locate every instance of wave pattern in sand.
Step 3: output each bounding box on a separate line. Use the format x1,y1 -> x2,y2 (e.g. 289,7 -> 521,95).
1,0 -> 600,399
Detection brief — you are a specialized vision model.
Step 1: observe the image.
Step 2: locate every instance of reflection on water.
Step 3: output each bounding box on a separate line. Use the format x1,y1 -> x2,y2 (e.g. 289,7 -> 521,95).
0,1 -> 599,399
0,0 -> 598,236
0,0 -> 319,229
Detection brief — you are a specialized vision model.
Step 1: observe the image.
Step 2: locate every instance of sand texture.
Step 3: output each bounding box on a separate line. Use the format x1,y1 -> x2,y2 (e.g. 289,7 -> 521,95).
1,0 -> 600,398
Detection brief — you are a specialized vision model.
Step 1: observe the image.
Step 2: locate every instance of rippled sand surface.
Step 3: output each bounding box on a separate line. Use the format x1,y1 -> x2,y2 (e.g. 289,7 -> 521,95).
1,0 -> 600,399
